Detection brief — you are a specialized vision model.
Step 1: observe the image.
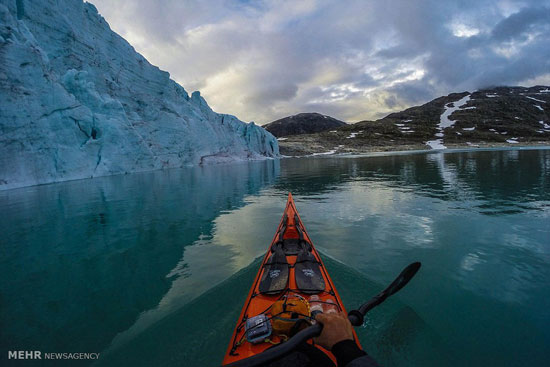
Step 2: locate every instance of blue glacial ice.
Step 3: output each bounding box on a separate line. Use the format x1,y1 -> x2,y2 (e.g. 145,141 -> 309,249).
0,0 -> 279,190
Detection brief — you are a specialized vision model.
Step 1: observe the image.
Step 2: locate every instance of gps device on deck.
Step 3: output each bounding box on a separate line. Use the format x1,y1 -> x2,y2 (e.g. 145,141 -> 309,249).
245,314 -> 272,344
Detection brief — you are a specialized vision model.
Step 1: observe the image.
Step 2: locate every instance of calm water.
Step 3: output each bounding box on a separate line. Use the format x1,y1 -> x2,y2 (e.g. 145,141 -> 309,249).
1,149 -> 549,367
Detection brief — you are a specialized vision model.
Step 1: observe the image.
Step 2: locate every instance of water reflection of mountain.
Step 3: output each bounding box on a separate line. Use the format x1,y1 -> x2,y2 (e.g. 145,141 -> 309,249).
276,149 -> 550,213
0,160 -> 279,359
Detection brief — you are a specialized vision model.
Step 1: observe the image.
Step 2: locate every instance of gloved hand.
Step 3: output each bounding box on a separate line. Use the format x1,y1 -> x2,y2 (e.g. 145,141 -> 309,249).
314,312 -> 354,350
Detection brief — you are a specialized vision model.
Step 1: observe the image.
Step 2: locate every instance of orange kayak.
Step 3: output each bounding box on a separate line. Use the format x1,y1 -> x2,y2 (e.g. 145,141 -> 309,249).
222,193 -> 361,365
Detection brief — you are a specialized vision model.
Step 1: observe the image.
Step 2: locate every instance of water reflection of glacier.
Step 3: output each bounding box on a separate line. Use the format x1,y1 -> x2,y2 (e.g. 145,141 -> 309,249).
0,160 -> 280,358
106,194 -> 285,351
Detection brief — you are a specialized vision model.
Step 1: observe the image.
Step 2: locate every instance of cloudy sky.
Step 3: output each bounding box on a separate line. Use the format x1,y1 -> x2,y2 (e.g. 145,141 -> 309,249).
92,0 -> 550,125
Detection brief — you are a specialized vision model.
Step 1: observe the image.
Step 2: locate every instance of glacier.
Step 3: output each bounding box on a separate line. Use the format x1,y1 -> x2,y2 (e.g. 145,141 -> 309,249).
0,0 -> 279,191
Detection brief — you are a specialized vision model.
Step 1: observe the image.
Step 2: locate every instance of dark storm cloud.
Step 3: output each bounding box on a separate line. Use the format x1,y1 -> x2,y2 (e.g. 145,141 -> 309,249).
491,6 -> 550,42
416,4 -> 550,91
92,0 -> 550,124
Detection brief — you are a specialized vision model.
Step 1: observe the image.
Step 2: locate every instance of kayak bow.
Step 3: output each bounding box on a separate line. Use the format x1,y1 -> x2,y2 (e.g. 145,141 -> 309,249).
222,193 -> 360,365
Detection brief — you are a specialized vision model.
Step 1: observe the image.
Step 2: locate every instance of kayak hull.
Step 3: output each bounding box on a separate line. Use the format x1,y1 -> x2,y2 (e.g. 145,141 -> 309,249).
222,193 -> 360,365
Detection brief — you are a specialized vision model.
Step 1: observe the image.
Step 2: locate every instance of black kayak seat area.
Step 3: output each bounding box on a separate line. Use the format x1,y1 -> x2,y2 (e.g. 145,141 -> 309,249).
294,250 -> 325,294
259,244 -> 289,295
271,238 -> 312,256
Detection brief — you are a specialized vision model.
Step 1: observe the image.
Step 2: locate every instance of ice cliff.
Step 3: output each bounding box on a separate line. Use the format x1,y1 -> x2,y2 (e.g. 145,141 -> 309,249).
0,0 -> 279,190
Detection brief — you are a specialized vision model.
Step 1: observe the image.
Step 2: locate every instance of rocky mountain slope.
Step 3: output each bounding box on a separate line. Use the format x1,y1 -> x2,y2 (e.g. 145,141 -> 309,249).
278,86 -> 550,155
0,1 -> 278,191
263,112 -> 346,137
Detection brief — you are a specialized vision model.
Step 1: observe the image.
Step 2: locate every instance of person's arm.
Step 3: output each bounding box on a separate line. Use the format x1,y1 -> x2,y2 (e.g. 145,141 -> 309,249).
314,312 -> 379,367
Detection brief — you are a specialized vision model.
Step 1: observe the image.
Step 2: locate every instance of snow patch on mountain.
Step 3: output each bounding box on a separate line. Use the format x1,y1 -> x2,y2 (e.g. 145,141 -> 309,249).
0,1 -> 278,190
426,94 -> 471,150
526,96 -> 546,103
440,95 -> 471,129
347,131 -> 361,139
426,140 -> 446,150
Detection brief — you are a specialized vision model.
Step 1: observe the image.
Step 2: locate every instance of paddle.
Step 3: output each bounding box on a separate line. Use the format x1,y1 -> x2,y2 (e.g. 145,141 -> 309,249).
224,262 -> 421,367
348,261 -> 421,326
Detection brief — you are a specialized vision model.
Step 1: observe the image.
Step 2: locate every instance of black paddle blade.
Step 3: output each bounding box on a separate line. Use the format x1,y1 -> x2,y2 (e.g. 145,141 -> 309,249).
294,251 -> 325,294
353,262 -> 421,322
385,261 -> 421,297
259,246 -> 289,294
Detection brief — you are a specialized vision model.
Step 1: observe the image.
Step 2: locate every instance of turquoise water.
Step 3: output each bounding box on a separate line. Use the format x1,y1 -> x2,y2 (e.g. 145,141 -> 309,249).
1,149 -> 549,366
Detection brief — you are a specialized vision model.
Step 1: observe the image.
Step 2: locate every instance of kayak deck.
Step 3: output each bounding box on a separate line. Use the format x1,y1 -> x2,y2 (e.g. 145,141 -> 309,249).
222,193 -> 360,365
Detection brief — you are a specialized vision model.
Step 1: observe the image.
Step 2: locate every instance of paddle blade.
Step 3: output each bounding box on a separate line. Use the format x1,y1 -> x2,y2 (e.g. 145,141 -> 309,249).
355,262 -> 421,318
385,261 -> 421,296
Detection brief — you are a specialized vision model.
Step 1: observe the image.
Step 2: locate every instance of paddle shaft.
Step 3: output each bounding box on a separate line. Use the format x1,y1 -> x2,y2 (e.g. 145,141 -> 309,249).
223,324 -> 322,367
